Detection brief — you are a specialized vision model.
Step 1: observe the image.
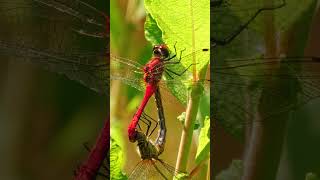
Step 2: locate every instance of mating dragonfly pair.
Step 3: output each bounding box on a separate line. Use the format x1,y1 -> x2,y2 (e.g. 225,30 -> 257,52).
128,86 -> 187,179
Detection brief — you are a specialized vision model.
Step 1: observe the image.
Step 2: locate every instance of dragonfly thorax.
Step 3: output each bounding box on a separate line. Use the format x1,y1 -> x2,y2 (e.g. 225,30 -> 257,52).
136,131 -> 160,160
143,57 -> 164,84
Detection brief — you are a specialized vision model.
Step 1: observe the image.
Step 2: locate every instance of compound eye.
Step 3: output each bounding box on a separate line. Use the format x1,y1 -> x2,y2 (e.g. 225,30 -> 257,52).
160,48 -> 169,58
153,48 -> 161,56
153,45 -> 159,51
153,44 -> 170,58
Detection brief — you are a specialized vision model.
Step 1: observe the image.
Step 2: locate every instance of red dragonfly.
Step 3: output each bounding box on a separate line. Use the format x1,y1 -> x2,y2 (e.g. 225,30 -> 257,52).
122,73 -> 183,178
113,43 -> 209,142
127,63 -> 187,179
110,0 -> 210,142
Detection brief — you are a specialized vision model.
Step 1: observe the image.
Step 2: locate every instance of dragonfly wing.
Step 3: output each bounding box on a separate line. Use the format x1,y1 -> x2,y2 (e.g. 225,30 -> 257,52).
0,0 -> 108,94
111,76 -> 145,93
110,55 -> 146,92
111,54 -> 144,71
129,159 -> 186,180
128,160 -> 151,180
154,159 -> 188,179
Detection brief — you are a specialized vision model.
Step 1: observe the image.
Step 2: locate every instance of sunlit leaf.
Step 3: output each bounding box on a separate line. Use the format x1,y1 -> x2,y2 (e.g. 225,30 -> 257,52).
144,0 -> 210,104
110,137 -> 127,180
144,14 -> 163,45
195,116 -> 210,164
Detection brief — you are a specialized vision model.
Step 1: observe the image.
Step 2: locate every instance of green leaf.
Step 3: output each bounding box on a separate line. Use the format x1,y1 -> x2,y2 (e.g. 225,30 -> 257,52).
110,136 -> 127,180
174,173 -> 190,180
144,0 -> 209,69
198,91 -> 210,120
195,116 -> 210,164
144,0 -> 210,105
144,14 -> 164,45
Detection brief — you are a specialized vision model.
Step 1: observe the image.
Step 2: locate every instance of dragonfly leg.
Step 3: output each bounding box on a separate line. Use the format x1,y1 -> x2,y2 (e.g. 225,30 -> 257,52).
139,112 -> 152,136
164,45 -> 186,64
137,123 -> 143,132
164,70 -> 174,79
141,111 -> 159,137
165,54 -> 177,61
165,62 -> 196,77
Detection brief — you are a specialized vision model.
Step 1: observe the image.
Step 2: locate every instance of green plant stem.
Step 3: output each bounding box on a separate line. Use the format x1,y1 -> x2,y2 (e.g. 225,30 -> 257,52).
175,83 -> 203,172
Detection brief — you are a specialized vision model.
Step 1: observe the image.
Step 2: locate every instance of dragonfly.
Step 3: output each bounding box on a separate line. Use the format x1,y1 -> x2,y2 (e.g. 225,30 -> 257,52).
129,110 -> 187,180
127,70 -> 188,179
113,43 -> 209,142
212,0 -> 320,138
111,0 -> 210,142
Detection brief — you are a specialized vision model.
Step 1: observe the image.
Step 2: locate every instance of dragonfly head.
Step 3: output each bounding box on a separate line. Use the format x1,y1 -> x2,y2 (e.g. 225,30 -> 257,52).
153,44 -> 169,59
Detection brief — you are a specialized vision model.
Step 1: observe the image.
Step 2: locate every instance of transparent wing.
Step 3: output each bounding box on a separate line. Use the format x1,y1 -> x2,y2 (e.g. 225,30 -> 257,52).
129,159 -> 186,180
110,54 -> 145,92
0,0 -> 108,94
